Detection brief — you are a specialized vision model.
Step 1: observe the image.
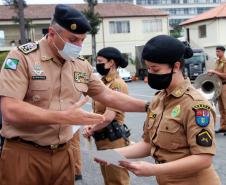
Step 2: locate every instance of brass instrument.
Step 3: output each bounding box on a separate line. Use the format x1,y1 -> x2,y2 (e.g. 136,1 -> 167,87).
193,73 -> 222,106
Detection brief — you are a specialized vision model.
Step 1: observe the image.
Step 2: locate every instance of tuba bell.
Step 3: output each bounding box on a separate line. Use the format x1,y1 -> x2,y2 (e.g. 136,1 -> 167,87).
193,73 -> 222,106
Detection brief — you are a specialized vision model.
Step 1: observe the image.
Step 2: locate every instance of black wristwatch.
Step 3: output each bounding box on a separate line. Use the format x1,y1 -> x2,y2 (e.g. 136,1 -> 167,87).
145,102 -> 150,112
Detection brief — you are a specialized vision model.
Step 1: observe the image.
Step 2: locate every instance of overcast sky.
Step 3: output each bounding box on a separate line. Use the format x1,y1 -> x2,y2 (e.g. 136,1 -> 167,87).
0,0 -> 85,5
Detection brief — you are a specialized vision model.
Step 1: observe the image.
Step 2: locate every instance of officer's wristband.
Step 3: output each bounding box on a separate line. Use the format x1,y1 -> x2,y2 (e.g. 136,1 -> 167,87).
145,102 -> 150,112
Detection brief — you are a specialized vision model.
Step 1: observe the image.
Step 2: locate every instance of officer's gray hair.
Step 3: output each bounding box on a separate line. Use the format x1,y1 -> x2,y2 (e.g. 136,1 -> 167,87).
50,18 -> 64,34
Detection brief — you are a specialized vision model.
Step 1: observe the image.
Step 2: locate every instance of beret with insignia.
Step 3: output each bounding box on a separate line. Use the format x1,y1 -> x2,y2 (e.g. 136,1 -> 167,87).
142,35 -> 193,65
54,4 -> 91,34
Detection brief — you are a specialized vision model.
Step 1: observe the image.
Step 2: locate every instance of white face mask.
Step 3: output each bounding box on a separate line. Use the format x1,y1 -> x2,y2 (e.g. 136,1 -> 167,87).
54,31 -> 82,61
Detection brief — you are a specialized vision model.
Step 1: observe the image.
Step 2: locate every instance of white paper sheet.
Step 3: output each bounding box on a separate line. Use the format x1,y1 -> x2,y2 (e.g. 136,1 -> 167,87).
72,126 -> 81,134
92,149 -> 128,166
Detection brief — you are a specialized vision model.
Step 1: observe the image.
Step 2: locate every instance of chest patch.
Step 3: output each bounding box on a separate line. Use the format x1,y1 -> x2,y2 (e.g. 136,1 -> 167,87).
32,64 -> 46,80
193,104 -> 210,127
74,72 -> 89,84
171,105 -> 181,118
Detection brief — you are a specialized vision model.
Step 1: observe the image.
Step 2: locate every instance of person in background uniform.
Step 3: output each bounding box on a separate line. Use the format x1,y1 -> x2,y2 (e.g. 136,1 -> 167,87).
96,35 -> 221,185
83,47 -> 131,185
0,4 -> 147,185
208,46 -> 226,134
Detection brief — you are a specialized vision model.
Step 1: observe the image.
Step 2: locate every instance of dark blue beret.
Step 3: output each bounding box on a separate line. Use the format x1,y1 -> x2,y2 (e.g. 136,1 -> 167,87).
142,35 -> 192,65
216,46 -> 225,51
97,47 -> 128,68
54,4 -> 91,34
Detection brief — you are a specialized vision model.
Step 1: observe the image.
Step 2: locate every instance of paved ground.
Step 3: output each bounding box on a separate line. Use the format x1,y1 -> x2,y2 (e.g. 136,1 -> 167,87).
76,81 -> 226,185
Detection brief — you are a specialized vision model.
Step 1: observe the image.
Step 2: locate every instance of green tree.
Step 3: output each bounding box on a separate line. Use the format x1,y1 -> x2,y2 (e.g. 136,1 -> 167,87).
3,0 -> 27,44
83,1 -> 102,66
170,23 -> 182,38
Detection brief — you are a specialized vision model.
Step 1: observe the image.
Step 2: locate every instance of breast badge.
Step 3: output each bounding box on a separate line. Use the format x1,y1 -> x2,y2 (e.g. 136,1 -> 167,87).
74,72 -> 89,84
171,105 -> 181,118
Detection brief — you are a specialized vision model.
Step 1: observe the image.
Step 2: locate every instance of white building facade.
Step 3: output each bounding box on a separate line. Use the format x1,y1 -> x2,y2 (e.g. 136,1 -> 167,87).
99,0 -> 226,26
180,4 -> 226,58
0,3 -> 169,60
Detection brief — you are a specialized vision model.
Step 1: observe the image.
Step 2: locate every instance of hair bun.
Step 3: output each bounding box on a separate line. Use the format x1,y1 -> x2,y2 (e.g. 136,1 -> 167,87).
184,46 -> 193,59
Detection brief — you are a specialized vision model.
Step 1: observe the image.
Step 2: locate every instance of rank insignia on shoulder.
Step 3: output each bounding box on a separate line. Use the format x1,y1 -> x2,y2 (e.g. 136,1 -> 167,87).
18,42 -> 38,54
196,129 -> 212,147
74,71 -> 89,84
193,104 -> 210,127
4,58 -> 19,70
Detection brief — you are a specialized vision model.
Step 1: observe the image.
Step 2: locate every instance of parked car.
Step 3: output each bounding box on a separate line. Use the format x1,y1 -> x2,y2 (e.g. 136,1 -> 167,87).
93,67 -> 132,82
184,48 -> 207,80
118,68 -> 132,82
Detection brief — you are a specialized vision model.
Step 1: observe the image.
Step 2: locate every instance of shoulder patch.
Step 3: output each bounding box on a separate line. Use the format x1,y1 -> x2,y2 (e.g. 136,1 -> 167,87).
193,104 -> 210,127
192,104 -> 210,110
4,58 -> 19,70
18,42 -> 38,54
196,129 -> 212,147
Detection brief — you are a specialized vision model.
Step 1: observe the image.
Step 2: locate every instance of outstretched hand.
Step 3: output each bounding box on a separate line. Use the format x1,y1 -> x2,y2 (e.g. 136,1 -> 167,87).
119,160 -> 156,177
64,96 -> 105,125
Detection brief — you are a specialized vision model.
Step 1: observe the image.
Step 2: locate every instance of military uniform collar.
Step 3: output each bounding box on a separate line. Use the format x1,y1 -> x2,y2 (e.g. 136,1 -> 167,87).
166,78 -> 191,98
102,72 -> 118,83
39,36 -> 62,65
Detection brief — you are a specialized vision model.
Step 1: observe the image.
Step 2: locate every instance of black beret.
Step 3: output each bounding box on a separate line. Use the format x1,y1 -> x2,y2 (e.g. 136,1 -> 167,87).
216,46 -> 225,51
54,4 -> 91,34
142,35 -> 189,64
97,47 -> 128,68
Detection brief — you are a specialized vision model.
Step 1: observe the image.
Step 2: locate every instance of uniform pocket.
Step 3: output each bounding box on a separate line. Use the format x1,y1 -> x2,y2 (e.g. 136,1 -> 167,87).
27,82 -> 51,107
157,122 -> 187,150
74,82 -> 88,93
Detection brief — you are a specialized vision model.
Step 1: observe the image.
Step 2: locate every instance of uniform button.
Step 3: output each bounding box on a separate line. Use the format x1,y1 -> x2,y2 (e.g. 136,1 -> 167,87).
32,95 -> 40,102
60,99 -> 64,103
166,126 -> 169,130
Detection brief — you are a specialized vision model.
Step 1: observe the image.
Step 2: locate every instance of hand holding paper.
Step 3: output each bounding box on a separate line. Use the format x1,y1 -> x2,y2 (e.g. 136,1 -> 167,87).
93,149 -> 128,167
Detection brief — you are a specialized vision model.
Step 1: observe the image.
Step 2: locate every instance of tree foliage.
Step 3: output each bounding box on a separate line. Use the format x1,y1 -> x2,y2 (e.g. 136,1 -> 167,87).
83,9 -> 102,35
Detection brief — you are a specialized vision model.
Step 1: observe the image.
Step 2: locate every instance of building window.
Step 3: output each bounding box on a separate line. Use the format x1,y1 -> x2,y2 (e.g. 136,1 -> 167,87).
143,19 -> 162,33
198,25 -> 206,38
0,30 -> 5,46
109,21 -> 130,34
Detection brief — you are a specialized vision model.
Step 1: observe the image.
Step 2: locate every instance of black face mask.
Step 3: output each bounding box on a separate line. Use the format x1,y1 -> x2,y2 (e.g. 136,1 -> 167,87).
147,68 -> 174,90
96,63 -> 110,76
